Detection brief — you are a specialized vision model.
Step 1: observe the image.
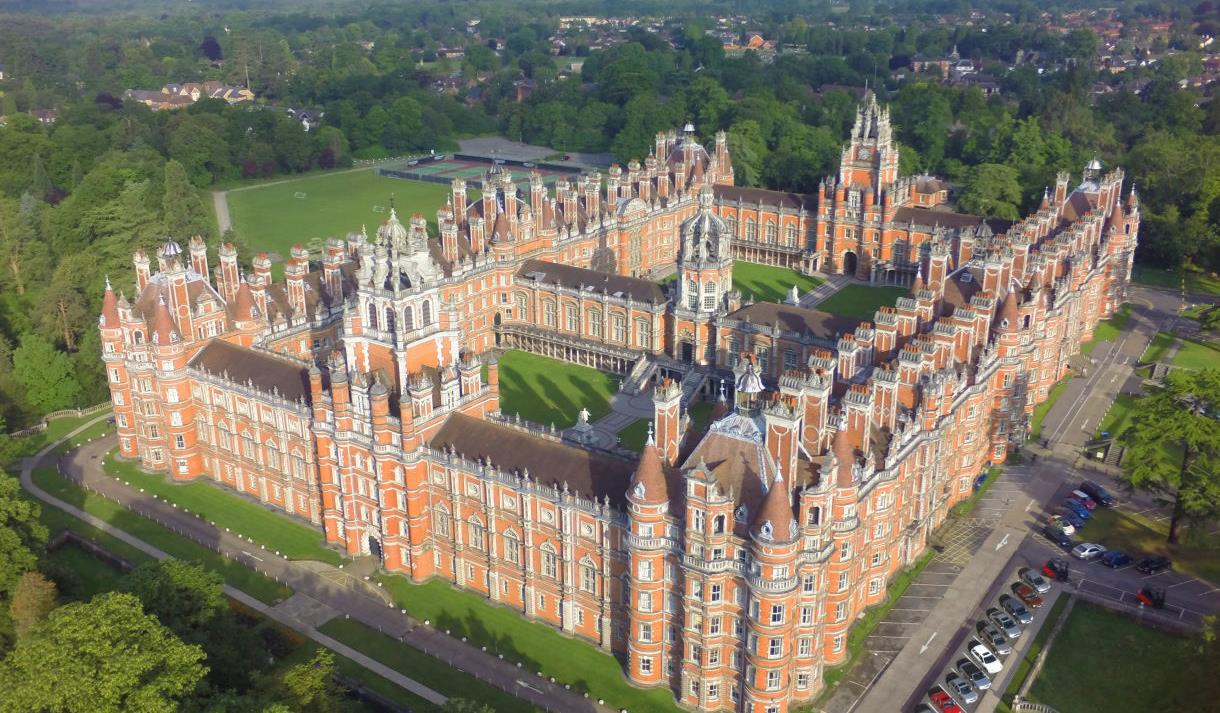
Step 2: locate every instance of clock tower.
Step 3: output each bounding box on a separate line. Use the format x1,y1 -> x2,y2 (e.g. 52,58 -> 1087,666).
837,91 -> 898,193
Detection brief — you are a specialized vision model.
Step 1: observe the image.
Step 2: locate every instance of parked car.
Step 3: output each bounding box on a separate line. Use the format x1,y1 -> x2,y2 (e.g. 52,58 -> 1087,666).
987,607 -> 1022,638
1043,524 -> 1073,548
1012,582 -> 1045,608
1042,558 -> 1071,582
1137,556 -> 1172,575
956,658 -> 992,691
1080,480 -> 1116,506
978,622 -> 1013,655
1048,514 -> 1076,536
1000,594 -> 1034,624
928,685 -> 965,713
1100,550 -> 1133,568
1057,508 -> 1086,529
1020,568 -> 1052,593
968,640 -> 1003,674
945,671 -> 979,704
1072,542 -> 1107,560
1062,498 -> 1092,520
1069,489 -> 1098,510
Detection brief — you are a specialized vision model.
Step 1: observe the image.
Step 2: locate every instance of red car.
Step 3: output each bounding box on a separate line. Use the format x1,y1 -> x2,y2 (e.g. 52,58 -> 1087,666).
1012,582 -> 1044,608
928,686 -> 965,713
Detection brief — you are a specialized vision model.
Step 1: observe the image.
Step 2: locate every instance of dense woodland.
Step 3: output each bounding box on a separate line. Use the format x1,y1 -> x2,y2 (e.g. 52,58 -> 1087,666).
0,0 -> 1217,433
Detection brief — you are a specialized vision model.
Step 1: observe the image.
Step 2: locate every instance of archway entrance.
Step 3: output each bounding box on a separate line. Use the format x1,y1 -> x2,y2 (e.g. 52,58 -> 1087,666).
493,312 -> 502,346
367,535 -> 383,561
843,251 -> 858,276
681,342 -> 694,364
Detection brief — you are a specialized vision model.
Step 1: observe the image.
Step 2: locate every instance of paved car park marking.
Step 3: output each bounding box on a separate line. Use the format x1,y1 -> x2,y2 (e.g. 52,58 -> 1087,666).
919,632 -> 938,654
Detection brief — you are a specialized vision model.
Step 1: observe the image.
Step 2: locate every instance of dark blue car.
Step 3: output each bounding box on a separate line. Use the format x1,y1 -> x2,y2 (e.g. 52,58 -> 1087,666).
1057,509 -> 1086,529
1062,498 -> 1091,520
1080,480 -> 1116,507
1100,550 -> 1132,568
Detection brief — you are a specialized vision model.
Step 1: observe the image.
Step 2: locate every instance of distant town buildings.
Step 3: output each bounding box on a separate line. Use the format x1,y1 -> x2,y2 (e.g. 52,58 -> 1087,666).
124,81 -> 255,111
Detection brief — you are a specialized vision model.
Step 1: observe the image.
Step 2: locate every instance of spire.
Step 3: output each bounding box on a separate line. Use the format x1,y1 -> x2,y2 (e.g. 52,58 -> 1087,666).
751,472 -> 796,542
151,295 -> 177,346
711,380 -> 730,421
101,276 -> 119,328
630,429 -> 668,505
231,280 -> 257,321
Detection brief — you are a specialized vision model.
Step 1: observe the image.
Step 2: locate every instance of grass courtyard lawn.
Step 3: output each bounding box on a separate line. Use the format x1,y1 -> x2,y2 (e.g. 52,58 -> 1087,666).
375,575 -> 682,713
226,169 -> 453,260
319,618 -> 539,713
1132,263 -> 1220,296
1084,507 -> 1220,586
1030,376 -> 1071,440
104,454 -> 343,566
618,399 -> 718,452
497,350 -> 618,427
31,466 -> 292,604
1143,331 -> 1177,363
732,261 -> 823,303
1171,337 -> 1220,371
1029,602 -> 1209,713
1000,594 -> 1071,708
1082,304 -> 1131,355
815,284 -> 907,321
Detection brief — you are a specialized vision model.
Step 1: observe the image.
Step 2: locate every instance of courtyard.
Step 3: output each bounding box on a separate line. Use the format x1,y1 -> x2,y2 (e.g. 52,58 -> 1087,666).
495,350 -> 618,427
731,261 -> 823,303
224,168 -> 453,263
815,283 -> 908,320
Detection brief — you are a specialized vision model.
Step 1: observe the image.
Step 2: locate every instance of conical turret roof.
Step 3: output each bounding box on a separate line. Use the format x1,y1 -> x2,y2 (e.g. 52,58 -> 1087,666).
630,424 -> 668,505
101,276 -> 119,329
751,473 -> 796,542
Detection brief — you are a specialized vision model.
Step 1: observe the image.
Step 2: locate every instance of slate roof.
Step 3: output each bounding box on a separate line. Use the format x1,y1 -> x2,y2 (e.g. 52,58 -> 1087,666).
517,259 -> 666,303
188,340 -> 311,403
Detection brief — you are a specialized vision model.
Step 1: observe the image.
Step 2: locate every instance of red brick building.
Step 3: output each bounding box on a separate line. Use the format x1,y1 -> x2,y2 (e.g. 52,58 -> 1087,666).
101,95 -> 1138,712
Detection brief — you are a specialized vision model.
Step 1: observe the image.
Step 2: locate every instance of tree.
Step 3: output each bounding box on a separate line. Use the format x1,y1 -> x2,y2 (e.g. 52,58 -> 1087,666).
1120,369 -> 1220,543
258,649 -> 343,713
957,163 -> 1023,220
443,700 -> 496,713
199,36 -> 223,62
9,572 -> 56,640
162,160 -> 211,241
0,592 -> 206,713
12,333 -> 82,412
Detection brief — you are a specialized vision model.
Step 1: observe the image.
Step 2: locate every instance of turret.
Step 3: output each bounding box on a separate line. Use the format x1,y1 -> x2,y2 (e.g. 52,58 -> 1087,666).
133,249 -> 151,292
625,426 -> 669,688
189,235 -> 208,279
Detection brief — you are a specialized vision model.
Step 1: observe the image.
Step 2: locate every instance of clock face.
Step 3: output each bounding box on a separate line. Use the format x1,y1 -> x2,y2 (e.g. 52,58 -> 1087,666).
859,147 -> 872,161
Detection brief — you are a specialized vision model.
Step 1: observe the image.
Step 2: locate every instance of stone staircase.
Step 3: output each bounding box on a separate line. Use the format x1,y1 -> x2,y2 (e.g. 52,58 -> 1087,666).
622,355 -> 658,395
679,369 -> 707,407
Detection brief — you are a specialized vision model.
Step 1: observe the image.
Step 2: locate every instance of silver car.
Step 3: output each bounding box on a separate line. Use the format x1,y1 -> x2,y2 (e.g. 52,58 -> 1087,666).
978,622 -> 1013,655
1000,594 -> 1034,624
946,671 -> 979,704
956,657 -> 992,690
1020,568 -> 1052,594
987,607 -> 1022,639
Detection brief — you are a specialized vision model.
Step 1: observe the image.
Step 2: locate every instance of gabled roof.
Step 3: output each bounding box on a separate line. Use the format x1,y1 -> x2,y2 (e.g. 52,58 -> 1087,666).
189,340 -> 311,402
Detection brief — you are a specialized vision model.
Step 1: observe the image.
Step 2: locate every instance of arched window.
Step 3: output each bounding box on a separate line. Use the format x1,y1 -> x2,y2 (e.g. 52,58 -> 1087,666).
385,307 -> 396,333
703,280 -> 717,310
515,292 -> 529,320
565,305 -> 578,331
765,221 -> 777,243
421,300 -> 432,326
469,518 -> 486,551
636,319 -> 652,349
714,515 -> 726,534
544,300 -> 557,327
542,545 -> 558,579
367,303 -> 379,330
726,215 -> 738,236
745,218 -> 757,241
504,529 -> 521,565
402,306 -> 415,332
580,559 -> 598,594
786,224 -> 798,245
588,309 -> 603,337
435,507 -> 450,538
687,280 -> 699,310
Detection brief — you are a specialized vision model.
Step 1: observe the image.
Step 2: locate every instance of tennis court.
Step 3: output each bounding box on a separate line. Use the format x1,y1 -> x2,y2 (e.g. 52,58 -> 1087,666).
380,154 -> 580,191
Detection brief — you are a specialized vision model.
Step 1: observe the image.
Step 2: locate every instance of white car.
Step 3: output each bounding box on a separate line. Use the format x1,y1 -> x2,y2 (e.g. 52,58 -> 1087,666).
1049,514 -> 1075,536
1071,542 -> 1107,560
968,640 -> 1003,674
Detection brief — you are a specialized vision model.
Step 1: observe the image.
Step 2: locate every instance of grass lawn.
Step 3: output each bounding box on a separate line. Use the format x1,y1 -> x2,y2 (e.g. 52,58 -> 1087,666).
1030,376 -> 1071,440
31,466 -> 292,604
617,419 -> 650,452
1096,393 -> 1137,439
45,539 -> 129,600
1000,594 -> 1071,707
815,284 -> 907,321
104,454 -> 343,566
1132,263 -> 1220,296
731,262 -> 823,304
1171,337 -> 1220,371
1142,331 -> 1177,364
1084,507 -> 1220,586
3,409 -> 113,465
821,550 -> 936,692
497,350 -> 618,427
226,169 -> 452,260
375,575 -> 682,713
1082,304 -> 1131,355
1029,602 -> 1209,713
319,618 -> 540,713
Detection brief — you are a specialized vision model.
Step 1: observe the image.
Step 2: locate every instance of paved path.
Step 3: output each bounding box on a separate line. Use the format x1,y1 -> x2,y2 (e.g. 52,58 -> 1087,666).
801,274 -> 852,308
23,426 -> 607,713
212,190 -> 233,234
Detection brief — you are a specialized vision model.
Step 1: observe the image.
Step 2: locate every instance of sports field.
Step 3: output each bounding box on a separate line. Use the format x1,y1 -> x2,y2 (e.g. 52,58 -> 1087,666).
225,168 -> 453,260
